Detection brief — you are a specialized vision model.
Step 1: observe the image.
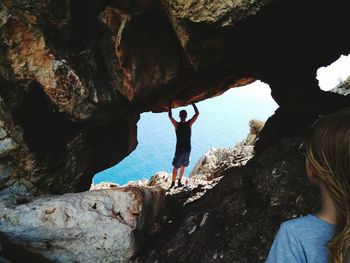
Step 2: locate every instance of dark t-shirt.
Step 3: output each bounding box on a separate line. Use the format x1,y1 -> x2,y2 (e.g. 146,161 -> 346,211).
175,121 -> 191,153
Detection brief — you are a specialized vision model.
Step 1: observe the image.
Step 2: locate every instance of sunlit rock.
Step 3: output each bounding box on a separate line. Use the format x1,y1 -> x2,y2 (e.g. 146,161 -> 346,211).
0,186 -> 165,262
89,182 -> 120,190
148,171 -> 212,192
125,179 -> 150,187
161,0 -> 272,67
189,146 -> 254,181
189,119 -> 263,181
331,76 -> 350,96
148,171 -> 172,187
162,0 -> 270,26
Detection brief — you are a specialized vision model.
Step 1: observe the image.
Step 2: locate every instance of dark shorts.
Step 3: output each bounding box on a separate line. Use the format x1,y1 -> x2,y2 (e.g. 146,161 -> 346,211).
172,151 -> 190,169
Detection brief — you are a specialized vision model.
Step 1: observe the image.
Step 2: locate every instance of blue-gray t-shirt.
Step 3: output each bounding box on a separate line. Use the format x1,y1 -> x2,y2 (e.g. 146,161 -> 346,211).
266,214 -> 335,263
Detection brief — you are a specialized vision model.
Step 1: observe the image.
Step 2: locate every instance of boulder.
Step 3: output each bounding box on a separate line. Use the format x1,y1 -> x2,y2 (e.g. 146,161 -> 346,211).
0,186 -> 165,263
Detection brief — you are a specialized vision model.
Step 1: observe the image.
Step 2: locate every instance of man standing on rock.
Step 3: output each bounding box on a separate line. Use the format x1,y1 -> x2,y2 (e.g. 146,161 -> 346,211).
168,103 -> 199,188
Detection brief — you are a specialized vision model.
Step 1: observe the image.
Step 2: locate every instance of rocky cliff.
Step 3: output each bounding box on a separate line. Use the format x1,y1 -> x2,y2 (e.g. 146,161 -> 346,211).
1,0 -> 350,262
1,0 -> 350,196
136,137 -> 320,263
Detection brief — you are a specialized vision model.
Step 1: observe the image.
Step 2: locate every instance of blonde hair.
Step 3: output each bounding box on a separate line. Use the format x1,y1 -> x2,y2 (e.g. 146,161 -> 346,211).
305,110 -> 350,263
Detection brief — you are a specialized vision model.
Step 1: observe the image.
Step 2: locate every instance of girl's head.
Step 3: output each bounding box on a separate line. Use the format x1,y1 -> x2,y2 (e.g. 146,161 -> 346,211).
305,110 -> 350,262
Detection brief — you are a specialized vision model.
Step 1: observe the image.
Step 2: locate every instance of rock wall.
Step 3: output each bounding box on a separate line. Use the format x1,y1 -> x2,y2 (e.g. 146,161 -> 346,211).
1,0 -> 350,196
138,138 -> 320,263
1,1 -> 350,261
189,146 -> 254,181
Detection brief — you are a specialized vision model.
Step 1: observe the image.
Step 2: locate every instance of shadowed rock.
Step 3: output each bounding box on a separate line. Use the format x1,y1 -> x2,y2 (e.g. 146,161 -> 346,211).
137,138 -> 319,263
0,0 -> 350,261
1,0 -> 350,196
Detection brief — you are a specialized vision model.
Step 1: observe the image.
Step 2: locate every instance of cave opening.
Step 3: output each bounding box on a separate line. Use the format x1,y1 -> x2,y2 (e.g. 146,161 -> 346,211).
92,53 -> 350,188
92,80 -> 278,186
316,54 -> 350,92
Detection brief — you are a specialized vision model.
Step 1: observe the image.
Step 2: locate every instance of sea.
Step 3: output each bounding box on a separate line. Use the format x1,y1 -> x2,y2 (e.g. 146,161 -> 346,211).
93,81 -> 279,185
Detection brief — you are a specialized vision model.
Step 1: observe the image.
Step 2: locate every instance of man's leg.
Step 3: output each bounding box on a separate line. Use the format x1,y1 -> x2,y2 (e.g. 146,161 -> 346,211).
172,167 -> 178,182
169,167 -> 178,188
179,166 -> 185,180
178,166 -> 185,186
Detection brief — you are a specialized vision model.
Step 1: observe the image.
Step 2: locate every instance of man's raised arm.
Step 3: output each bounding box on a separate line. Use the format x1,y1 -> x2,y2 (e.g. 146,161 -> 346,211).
189,103 -> 199,126
168,108 -> 177,128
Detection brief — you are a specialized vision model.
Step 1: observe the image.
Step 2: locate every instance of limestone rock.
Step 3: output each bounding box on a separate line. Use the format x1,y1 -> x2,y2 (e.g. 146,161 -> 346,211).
148,171 -> 172,187
147,172 -> 214,197
188,118 -> 260,181
331,76 -> 350,96
125,179 -> 150,187
90,171 -> 218,206
0,186 -> 165,263
161,0 -> 272,67
92,171 -> 213,196
89,182 -> 120,190
162,0 -> 270,26
189,146 -> 254,181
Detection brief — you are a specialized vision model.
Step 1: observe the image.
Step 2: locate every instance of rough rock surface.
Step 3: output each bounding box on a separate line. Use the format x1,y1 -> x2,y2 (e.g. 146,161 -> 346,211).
189,119 -> 264,183
0,186 -> 165,263
136,138 -> 320,263
1,0 -> 350,262
331,75 -> 350,96
89,181 -> 120,190
91,171 -> 218,201
189,119 -> 263,181
189,146 -> 254,181
1,0 -> 350,198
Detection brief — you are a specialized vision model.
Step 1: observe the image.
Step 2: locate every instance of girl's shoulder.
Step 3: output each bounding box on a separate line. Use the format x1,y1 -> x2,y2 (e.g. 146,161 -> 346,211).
282,214 -> 334,231
266,215 -> 334,263
279,214 -> 334,243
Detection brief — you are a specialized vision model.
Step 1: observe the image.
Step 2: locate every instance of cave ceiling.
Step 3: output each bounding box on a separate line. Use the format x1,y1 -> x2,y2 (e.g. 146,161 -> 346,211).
0,0 -> 350,194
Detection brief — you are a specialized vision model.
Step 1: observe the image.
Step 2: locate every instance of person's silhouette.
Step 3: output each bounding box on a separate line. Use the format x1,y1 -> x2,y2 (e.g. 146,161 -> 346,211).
168,103 -> 199,188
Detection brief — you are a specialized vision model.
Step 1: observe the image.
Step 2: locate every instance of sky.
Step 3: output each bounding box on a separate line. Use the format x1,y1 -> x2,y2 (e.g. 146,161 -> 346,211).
316,54 -> 350,91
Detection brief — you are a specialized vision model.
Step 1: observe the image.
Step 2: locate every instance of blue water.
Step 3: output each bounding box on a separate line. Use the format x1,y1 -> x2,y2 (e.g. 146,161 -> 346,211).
93,81 -> 278,185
